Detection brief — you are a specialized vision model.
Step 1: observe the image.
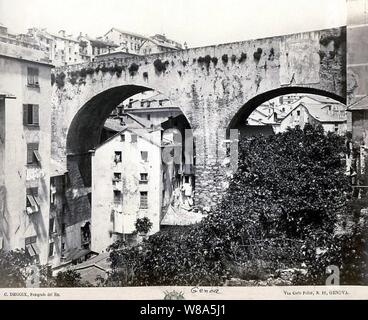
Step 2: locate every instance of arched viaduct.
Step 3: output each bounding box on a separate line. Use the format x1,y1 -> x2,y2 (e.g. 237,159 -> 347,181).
51,27 -> 346,218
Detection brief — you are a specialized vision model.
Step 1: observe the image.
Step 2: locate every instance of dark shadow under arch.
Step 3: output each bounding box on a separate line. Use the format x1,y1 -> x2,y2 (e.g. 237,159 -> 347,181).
67,85 -> 153,156
227,86 -> 346,132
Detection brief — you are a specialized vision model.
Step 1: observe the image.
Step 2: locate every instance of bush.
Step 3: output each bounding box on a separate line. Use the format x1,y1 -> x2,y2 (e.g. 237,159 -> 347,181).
55,72 -> 66,89
253,48 -> 263,61
222,54 -> 229,64
238,52 -> 247,63
54,270 -> 87,287
135,217 -> 153,234
79,68 -> 87,78
154,59 -> 169,73
128,63 -> 139,76
211,57 -> 218,67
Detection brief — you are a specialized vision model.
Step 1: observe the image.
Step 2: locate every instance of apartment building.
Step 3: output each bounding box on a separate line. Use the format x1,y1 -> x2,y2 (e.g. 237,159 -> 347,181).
0,41 -> 53,264
91,126 -> 163,253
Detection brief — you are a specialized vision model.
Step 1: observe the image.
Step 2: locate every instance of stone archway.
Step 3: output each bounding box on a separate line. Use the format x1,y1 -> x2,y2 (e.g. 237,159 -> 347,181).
227,86 -> 346,132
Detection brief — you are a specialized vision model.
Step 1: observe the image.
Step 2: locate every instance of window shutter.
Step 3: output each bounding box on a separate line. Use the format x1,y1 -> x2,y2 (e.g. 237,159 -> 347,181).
23,105 -> 28,125
33,105 -> 39,125
27,144 -> 34,164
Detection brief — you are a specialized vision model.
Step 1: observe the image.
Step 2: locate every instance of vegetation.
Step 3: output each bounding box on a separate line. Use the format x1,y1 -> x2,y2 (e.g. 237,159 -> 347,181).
55,72 -> 66,89
103,125 -> 364,286
135,217 -> 153,235
0,249 -> 91,287
154,59 -> 170,74
238,52 -> 247,63
2,125 -> 364,287
128,63 -> 139,76
0,249 -> 32,287
253,48 -> 263,61
222,54 -> 229,65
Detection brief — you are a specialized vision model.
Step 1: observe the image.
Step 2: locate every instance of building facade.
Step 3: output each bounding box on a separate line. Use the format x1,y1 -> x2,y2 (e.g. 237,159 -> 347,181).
91,127 -> 163,253
0,41 -> 53,264
103,28 -> 182,56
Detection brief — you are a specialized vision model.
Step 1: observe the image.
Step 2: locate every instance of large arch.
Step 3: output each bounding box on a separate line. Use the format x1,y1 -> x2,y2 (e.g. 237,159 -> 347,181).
227,86 -> 346,131
66,85 -> 153,156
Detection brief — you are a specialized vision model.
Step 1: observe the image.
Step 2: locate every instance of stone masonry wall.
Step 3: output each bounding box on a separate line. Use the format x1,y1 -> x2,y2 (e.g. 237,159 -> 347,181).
51,27 -> 346,215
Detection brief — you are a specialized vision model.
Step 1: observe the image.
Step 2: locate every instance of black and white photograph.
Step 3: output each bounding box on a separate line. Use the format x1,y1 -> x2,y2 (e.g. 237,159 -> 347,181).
0,0 -> 367,300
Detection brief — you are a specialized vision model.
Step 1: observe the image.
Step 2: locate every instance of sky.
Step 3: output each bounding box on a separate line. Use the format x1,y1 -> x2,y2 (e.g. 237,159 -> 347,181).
0,0 -> 347,48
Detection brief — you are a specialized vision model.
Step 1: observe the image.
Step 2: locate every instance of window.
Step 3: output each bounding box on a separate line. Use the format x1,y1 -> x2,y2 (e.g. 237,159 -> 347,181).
49,217 -> 55,235
113,190 -> 122,202
120,133 -> 125,142
131,134 -> 138,143
140,192 -> 148,209
113,172 -> 122,181
27,67 -> 39,87
141,151 -> 148,162
61,223 -> 66,234
23,104 -> 39,126
159,100 -> 163,106
61,242 -> 66,252
114,151 -> 122,163
140,173 -> 148,184
147,114 -> 151,121
26,188 -> 40,215
225,141 -> 231,157
184,176 -> 190,184
297,110 -> 300,116
27,143 -> 41,165
48,242 -> 54,257
25,236 -> 40,257
335,124 -> 339,132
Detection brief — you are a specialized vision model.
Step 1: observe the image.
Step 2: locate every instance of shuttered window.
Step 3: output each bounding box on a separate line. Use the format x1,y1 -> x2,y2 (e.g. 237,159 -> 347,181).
26,187 -> 41,215
23,104 -> 39,126
27,67 -> 39,87
25,236 -> 40,257
140,192 -> 148,209
141,151 -> 148,161
27,143 -> 41,165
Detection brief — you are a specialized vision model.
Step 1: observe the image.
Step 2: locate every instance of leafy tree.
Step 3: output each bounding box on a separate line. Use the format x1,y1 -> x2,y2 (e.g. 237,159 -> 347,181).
105,125 -> 356,286
54,269 -> 87,287
0,249 -> 32,287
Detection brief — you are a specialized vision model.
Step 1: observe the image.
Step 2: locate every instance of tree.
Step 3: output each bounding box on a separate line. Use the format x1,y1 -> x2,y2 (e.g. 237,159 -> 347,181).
105,125 -> 353,286
0,249 -> 32,287
54,270 -> 86,287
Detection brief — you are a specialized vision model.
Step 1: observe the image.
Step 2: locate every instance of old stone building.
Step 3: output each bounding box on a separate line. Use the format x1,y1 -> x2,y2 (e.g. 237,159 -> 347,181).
91,126 -> 163,253
0,41 -> 53,264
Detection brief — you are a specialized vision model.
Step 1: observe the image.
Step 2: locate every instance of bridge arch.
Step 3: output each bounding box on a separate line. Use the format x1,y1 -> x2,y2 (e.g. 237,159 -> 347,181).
227,86 -> 346,131
67,84 -> 153,156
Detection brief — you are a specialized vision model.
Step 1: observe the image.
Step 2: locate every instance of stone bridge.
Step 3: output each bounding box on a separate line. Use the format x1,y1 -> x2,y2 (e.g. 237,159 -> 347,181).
51,27 -> 346,217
